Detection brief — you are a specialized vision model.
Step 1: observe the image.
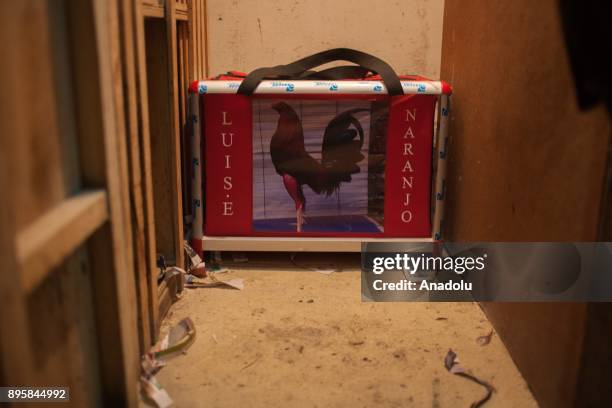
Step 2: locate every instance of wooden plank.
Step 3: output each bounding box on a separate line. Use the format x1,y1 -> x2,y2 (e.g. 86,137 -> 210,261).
186,0 -> 196,82
67,0 -> 140,405
157,282 -> 173,322
440,1 -> 611,407
6,0 -> 81,233
575,303 -> 612,407
178,24 -> 188,124
165,0 -> 186,268
142,3 -> 165,18
176,6 -> 188,21
118,0 -> 153,353
177,23 -> 192,222
3,0 -> 147,403
145,19 -> 178,265
0,2 -> 37,385
1,5 -> 106,401
120,0 -> 152,352
196,0 -> 203,79
0,225 -> 35,385
199,0 -> 205,78
134,0 -> 161,341
202,0 -> 208,77
157,270 -> 182,321
201,236 -> 434,252
189,0 -> 196,80
480,303 -> 586,407
441,1 -> 609,242
26,246 -> 102,407
1,0 -> 133,402
598,140 -> 612,240
191,0 -> 198,79
191,0 -> 206,79
96,0 -> 142,399
16,190 -> 108,294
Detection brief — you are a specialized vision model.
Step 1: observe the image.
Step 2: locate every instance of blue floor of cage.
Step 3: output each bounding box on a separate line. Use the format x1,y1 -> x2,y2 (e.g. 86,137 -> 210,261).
252,214 -> 383,233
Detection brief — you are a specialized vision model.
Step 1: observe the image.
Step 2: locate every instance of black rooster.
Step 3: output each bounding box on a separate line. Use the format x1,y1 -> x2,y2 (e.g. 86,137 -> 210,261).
270,102 -> 367,232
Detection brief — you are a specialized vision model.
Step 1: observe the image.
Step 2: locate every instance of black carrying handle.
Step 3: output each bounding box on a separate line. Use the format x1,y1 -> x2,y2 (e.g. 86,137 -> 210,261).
237,48 -> 403,96
216,66 -> 370,80
297,65 -> 372,80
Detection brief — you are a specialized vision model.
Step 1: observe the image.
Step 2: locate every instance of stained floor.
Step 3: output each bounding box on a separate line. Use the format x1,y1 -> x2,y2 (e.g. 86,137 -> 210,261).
153,253 -> 537,407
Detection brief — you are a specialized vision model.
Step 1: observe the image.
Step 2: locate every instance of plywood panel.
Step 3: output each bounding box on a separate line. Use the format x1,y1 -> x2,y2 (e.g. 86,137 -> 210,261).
0,3 -> 103,400
145,19 -> 180,264
205,0 -> 443,78
118,0 -> 161,351
68,0 -> 141,403
441,1 -> 610,242
575,303 -> 612,407
134,0 -> 161,340
440,1 -> 611,407
1,0 -> 141,404
8,1 -> 81,232
0,2 -> 40,385
178,22 -> 193,221
166,0 -> 186,268
26,247 -> 102,407
189,0 -> 207,79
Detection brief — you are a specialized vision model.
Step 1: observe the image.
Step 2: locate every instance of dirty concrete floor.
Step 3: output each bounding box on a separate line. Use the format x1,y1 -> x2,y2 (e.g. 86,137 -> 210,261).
155,254 -> 537,407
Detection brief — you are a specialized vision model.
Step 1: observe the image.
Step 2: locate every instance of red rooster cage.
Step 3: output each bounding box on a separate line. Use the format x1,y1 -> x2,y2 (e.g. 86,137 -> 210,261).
187,49 -> 451,254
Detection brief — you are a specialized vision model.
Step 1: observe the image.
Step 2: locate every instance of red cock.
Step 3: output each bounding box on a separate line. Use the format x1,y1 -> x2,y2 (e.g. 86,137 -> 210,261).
270,102 -> 367,232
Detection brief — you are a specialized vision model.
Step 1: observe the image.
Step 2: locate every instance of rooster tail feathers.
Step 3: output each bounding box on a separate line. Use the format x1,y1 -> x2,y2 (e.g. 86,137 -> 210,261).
318,108 -> 368,195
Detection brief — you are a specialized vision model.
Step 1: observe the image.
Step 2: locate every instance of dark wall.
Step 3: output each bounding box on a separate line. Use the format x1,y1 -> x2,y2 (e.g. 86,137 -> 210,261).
440,1 -> 611,407
441,1 -> 609,242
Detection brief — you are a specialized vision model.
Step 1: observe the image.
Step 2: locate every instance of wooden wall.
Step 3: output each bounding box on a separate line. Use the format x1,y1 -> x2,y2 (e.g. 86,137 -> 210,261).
204,0 -> 443,78
440,1 -> 611,407
139,0 -> 208,324
0,0 -> 207,404
190,0 -> 208,79
0,0 -> 146,405
441,3 -> 609,242
145,18 -> 180,266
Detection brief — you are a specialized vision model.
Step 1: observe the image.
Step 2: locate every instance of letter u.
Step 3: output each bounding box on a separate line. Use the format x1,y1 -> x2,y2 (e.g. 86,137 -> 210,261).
221,132 -> 234,147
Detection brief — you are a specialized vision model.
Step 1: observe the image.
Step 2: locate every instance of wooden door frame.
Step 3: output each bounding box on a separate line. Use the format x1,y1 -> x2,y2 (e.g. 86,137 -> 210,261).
0,0 -> 142,405
140,0 -> 186,274
139,0 -> 208,323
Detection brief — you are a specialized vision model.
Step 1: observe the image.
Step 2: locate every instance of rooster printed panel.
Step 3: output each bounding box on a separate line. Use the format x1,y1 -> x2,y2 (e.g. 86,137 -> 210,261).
252,98 -> 388,233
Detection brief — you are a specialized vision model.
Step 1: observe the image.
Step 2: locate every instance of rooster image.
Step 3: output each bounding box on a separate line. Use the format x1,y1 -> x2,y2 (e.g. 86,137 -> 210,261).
270,102 -> 367,232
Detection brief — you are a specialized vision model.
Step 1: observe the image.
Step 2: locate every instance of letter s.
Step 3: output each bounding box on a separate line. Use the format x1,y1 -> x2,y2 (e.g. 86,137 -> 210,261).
223,176 -> 232,190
